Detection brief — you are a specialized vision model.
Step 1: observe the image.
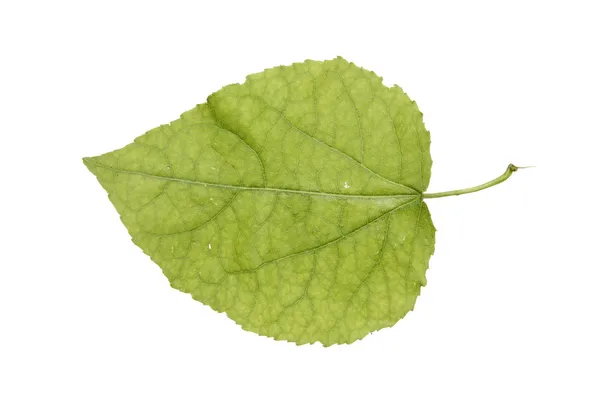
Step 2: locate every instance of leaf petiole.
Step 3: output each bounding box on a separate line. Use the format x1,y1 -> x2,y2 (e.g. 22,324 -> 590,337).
423,164 -> 528,199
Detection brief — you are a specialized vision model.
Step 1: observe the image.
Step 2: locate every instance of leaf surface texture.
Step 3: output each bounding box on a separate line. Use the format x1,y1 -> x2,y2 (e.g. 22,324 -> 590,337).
85,57 -> 436,345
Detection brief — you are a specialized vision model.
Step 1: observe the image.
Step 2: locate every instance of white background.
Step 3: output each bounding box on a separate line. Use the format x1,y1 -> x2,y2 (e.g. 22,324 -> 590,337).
1,1 -> 599,399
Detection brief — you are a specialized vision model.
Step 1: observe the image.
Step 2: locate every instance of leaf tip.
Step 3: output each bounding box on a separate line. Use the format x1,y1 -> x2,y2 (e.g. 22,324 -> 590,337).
82,156 -> 97,174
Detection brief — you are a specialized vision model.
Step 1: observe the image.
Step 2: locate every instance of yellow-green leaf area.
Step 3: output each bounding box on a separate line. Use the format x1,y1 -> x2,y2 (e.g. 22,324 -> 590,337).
84,57 -> 435,345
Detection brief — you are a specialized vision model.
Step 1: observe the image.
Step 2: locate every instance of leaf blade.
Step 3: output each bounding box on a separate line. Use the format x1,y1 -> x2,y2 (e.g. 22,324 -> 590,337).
85,57 -> 436,345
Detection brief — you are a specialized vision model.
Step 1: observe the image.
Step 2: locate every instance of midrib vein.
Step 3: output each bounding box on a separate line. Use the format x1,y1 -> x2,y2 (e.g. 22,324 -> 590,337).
88,161 -> 419,201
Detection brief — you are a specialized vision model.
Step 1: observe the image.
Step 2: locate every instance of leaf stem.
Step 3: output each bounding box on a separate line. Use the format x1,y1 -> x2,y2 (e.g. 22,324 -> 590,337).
423,164 -> 524,199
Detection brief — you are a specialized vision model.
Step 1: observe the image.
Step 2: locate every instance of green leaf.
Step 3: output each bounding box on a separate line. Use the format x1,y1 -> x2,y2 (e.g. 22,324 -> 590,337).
84,57 -> 436,345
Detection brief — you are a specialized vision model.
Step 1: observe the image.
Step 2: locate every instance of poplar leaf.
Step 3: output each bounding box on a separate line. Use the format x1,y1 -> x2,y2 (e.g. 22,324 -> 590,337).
84,57 -> 436,345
